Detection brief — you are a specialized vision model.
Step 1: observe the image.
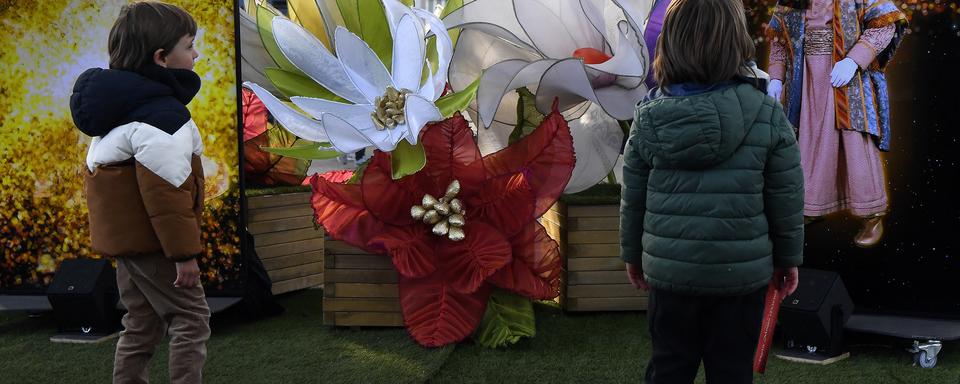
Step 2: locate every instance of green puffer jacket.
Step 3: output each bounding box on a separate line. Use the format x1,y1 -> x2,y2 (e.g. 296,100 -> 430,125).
620,83 -> 804,296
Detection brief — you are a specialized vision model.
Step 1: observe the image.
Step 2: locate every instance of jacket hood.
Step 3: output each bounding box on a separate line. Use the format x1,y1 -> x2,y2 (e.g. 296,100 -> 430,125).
633,83 -> 765,169
70,65 -> 201,137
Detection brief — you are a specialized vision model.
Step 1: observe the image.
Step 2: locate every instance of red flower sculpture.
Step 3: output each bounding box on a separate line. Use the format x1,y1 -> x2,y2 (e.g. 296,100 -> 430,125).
310,110 -> 574,347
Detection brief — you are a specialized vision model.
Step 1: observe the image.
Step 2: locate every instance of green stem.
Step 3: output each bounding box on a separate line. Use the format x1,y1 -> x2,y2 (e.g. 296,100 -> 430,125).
606,171 -> 617,185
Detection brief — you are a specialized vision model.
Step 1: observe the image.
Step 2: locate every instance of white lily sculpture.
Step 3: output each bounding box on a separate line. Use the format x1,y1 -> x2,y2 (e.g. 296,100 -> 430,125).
244,0 -> 452,154
443,0 -> 653,192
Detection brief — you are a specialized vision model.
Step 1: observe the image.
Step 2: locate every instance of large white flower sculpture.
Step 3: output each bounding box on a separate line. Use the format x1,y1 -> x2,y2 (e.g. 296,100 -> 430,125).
245,1 -> 452,153
443,0 -> 653,192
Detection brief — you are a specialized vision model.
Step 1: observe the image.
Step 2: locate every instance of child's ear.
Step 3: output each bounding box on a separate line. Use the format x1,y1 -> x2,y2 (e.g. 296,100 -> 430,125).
153,48 -> 167,68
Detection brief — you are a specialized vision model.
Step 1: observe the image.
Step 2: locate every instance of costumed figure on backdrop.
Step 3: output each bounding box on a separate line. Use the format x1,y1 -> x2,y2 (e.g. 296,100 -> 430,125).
766,0 -> 907,248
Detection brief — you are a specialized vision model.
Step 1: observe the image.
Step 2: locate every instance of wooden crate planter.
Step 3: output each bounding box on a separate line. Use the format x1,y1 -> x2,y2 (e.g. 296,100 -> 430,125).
323,239 -> 403,327
553,185 -> 648,312
247,191 -> 325,295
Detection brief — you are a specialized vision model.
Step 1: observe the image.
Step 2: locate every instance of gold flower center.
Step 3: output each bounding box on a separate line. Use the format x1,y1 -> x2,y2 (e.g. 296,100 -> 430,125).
410,180 -> 466,241
371,86 -> 411,130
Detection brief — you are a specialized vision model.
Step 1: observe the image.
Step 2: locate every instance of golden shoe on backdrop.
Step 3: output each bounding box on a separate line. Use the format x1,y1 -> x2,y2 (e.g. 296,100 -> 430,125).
854,216 -> 884,248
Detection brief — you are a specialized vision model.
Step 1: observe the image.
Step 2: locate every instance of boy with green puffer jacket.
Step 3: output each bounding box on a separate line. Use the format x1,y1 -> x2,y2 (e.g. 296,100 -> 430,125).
620,0 -> 804,383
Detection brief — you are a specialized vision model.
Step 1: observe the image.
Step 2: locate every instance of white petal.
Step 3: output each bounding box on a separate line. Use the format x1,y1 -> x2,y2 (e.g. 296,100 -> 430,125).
534,58 -> 600,115
611,0 -> 654,36
557,0 -> 605,50
477,59 -> 557,128
475,116 -> 513,156
419,61 -> 437,102
442,0 -> 537,52
244,82 -> 329,143
272,18 -> 366,103
290,96 -> 375,128
563,103 -> 624,194
321,113 -> 383,153
392,15 -> 425,92
334,27 -> 395,103
584,28 -> 646,77
415,9 -> 453,99
513,0 -> 578,58
382,0 -> 416,35
402,94 -> 442,145
593,84 -> 648,121
239,12 -> 280,96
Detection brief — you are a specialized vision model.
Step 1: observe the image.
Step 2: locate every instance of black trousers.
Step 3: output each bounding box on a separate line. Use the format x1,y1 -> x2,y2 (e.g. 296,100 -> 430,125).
644,287 -> 766,384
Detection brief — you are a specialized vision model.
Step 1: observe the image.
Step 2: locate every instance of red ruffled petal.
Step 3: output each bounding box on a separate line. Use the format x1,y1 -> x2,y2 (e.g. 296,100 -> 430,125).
242,88 -> 268,141
318,169 -> 354,183
309,174 -> 383,254
361,152 -> 424,226
480,110 -> 575,219
467,172 -> 536,238
399,274 -> 492,347
368,225 -> 437,278
417,114 -> 486,198
488,221 -> 562,300
437,221 -> 512,294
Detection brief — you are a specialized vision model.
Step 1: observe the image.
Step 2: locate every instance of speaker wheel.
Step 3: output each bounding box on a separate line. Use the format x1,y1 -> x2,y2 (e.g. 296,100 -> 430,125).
916,351 -> 937,369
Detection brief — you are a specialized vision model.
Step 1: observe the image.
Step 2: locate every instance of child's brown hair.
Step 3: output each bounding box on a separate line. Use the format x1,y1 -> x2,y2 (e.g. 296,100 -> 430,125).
108,1 -> 197,71
653,0 -> 755,87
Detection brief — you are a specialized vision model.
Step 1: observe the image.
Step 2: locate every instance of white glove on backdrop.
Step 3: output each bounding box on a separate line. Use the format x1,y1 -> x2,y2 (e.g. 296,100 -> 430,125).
830,58 -> 859,88
767,79 -> 783,101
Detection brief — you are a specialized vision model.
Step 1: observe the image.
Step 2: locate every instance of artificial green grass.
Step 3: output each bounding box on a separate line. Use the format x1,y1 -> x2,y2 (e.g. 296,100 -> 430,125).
0,290 -> 451,384
1,290 -> 958,383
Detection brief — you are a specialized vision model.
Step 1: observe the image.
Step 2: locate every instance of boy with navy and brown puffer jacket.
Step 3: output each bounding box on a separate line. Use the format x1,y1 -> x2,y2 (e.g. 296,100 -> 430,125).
70,2 -> 209,383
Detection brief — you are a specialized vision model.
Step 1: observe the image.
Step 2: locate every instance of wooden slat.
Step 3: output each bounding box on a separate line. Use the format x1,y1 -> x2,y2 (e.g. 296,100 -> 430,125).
324,298 -> 401,312
566,297 -> 648,311
248,205 -> 315,222
568,244 -> 620,258
325,240 -> 376,255
567,271 -> 631,285
272,274 -> 324,294
325,269 -> 398,284
329,283 -> 399,298
255,227 -> 324,247
566,284 -> 648,298
567,205 -> 618,218
256,238 -> 323,259
567,230 -> 619,244
333,254 -> 394,270
246,192 -> 311,210
568,217 -> 619,231
325,311 -> 404,327
261,250 -> 324,271
567,257 -> 625,272
248,216 -> 315,235
267,262 -> 324,282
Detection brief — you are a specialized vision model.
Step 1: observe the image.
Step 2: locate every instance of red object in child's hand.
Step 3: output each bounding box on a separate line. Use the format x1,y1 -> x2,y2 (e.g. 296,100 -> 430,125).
753,279 -> 783,374
572,47 -> 612,64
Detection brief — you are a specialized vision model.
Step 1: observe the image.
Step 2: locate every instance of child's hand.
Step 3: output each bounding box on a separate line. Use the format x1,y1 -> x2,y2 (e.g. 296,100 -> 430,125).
773,267 -> 799,300
174,258 -> 201,288
625,262 -> 648,291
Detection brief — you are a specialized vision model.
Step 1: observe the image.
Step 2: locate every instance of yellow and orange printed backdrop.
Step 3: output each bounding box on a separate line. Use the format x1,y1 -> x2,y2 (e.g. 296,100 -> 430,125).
0,0 -> 242,291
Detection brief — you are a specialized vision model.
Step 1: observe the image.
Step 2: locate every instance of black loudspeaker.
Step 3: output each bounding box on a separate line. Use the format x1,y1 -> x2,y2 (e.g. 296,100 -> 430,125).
46,258 -> 121,336
779,268 -> 855,357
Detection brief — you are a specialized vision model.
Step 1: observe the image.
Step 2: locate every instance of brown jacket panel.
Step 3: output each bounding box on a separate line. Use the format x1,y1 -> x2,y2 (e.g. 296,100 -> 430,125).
85,154 -> 204,261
